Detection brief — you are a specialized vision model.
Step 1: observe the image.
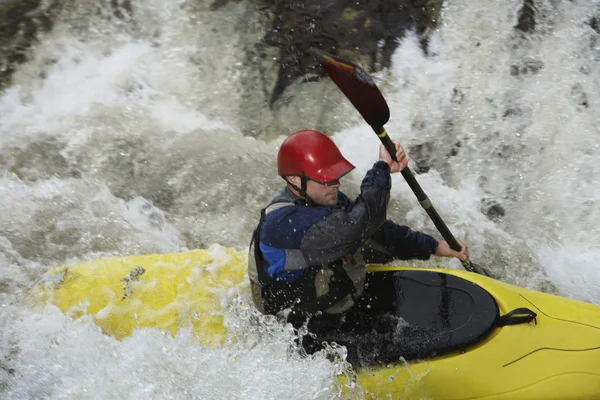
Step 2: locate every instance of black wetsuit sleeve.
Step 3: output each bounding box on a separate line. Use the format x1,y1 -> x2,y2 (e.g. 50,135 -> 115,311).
363,220 -> 439,264
298,161 -> 392,266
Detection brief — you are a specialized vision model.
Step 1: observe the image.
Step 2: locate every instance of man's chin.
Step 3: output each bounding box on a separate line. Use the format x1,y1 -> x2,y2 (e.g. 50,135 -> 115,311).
315,198 -> 337,206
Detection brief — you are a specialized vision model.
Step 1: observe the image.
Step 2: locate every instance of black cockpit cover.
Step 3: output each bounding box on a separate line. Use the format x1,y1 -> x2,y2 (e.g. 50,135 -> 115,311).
316,270 -> 500,367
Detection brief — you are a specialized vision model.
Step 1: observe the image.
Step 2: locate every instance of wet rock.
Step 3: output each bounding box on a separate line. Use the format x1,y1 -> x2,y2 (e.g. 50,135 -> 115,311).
588,16 -> 600,34
515,0 -> 536,33
503,108 -> 522,118
570,83 -> 589,110
0,0 -> 62,90
510,60 -> 543,76
482,201 -> 505,222
224,0 -> 444,138
496,143 -> 515,159
451,88 -> 464,104
408,137 -> 463,175
1,0 -> 442,138
210,0 -> 244,11
409,142 -> 435,174
447,141 -> 461,157
0,0 -> 134,90
258,0 -> 442,106
109,0 -> 132,20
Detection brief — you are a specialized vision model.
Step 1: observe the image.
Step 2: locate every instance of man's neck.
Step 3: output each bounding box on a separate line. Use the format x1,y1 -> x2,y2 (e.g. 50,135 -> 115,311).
285,184 -> 303,199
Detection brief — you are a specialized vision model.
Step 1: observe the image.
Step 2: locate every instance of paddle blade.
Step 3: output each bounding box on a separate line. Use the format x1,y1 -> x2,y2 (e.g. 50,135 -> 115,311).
309,48 -> 390,129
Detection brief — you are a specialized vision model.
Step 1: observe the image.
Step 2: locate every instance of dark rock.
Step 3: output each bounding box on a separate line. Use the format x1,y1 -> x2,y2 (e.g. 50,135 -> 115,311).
0,0 -> 443,138
451,88 -> 464,104
588,16 -> 600,34
515,0 -> 536,33
503,108 -> 521,118
409,142 -> 434,174
482,201 -> 505,222
110,0 -> 132,20
524,60 -> 543,74
496,143 -> 514,159
510,60 -> 543,77
571,83 -> 589,109
0,0 -> 134,90
446,141 -> 461,157
211,0 -> 244,11
259,0 -> 441,106
0,0 -> 63,90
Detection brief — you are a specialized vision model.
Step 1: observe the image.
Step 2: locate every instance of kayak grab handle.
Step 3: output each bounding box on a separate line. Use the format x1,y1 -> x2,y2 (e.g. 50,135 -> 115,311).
497,308 -> 537,327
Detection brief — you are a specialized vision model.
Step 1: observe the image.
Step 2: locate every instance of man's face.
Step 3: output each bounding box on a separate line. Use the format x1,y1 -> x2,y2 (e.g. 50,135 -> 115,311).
287,176 -> 341,206
305,179 -> 340,206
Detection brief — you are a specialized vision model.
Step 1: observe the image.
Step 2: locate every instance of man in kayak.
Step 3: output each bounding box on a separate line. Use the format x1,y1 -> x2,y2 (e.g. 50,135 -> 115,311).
248,129 -> 469,334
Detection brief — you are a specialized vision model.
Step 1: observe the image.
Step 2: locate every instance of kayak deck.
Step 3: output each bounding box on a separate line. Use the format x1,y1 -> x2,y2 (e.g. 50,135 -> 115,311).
362,265 -> 600,399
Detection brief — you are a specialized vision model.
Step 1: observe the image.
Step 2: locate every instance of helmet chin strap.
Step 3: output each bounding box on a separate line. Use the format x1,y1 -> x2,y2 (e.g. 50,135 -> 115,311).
283,176 -> 316,206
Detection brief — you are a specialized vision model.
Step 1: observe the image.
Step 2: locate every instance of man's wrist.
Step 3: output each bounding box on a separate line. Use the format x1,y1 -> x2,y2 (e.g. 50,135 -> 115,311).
374,160 -> 391,173
432,240 -> 440,255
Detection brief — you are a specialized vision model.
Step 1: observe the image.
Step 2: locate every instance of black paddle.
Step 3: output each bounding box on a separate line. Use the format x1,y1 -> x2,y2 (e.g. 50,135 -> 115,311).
309,48 -> 493,278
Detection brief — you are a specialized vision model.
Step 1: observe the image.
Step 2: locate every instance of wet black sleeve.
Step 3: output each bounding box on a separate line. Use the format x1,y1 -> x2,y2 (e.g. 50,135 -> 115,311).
299,161 -> 392,266
363,220 -> 439,263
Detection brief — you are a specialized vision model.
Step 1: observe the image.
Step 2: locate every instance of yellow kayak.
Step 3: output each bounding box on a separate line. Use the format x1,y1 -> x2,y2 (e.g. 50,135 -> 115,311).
29,247 -> 600,399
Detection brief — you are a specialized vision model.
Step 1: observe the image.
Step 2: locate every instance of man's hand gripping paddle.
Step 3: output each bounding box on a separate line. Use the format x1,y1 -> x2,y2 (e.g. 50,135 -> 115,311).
309,48 -> 493,278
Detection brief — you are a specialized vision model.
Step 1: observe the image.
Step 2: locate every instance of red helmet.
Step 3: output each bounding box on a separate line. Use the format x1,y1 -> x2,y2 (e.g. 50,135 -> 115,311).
278,130 -> 354,183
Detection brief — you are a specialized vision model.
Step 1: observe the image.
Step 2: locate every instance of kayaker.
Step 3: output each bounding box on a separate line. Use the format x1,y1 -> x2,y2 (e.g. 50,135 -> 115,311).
248,129 -> 469,333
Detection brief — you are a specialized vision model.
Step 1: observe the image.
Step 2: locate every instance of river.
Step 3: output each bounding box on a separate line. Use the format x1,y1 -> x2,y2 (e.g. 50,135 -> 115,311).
1,0 -> 599,398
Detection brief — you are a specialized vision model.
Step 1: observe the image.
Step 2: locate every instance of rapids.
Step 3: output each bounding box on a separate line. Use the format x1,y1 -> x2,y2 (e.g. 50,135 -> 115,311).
1,0 -> 599,398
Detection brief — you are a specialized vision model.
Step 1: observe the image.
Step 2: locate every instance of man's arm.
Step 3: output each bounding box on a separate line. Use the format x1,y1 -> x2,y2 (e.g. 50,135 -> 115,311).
363,220 -> 438,264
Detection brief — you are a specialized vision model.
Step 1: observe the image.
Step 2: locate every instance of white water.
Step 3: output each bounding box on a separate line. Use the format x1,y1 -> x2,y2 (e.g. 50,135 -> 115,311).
1,0 -> 600,398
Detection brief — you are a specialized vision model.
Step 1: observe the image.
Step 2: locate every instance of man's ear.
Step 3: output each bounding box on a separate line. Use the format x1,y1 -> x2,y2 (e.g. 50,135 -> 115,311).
287,176 -> 300,186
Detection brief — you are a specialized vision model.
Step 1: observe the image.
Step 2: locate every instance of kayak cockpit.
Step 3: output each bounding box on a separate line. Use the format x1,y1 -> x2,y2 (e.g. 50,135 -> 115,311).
315,270 -> 500,366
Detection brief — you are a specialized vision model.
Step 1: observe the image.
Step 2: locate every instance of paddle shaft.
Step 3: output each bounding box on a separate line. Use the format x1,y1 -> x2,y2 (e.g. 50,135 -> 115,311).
375,126 -> 478,272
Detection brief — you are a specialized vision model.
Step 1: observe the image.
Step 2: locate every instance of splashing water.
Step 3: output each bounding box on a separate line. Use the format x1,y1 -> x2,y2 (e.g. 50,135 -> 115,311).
1,0 -> 600,398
